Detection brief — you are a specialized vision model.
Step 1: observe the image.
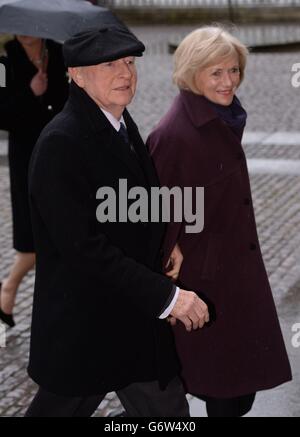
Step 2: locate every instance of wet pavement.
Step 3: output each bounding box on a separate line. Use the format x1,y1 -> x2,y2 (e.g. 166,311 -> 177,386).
0,25 -> 300,417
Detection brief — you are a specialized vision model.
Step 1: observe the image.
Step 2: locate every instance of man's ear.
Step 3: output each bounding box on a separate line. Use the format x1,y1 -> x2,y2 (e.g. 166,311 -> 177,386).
68,67 -> 85,88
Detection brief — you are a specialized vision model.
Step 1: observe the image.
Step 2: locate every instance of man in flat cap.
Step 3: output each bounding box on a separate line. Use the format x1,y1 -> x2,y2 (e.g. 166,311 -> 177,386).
25,26 -> 209,417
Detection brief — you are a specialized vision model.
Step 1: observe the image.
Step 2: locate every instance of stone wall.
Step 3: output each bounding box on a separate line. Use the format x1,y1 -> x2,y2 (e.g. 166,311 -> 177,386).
110,6 -> 300,24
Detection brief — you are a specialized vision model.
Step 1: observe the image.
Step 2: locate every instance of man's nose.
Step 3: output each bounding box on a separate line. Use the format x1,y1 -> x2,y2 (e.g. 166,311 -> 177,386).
119,61 -> 132,78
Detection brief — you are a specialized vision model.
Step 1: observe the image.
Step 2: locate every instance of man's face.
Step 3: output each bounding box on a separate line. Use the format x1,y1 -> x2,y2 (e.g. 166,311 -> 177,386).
69,56 -> 137,119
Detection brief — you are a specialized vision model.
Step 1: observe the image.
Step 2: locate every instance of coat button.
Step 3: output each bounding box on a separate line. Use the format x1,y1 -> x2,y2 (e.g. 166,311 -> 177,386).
250,243 -> 257,251
47,105 -> 53,111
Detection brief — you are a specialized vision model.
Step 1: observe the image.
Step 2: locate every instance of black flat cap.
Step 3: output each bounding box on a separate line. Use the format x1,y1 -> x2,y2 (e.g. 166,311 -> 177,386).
63,25 -> 145,67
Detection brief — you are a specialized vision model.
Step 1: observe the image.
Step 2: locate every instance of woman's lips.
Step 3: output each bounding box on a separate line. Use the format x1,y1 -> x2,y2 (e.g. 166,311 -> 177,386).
217,90 -> 233,96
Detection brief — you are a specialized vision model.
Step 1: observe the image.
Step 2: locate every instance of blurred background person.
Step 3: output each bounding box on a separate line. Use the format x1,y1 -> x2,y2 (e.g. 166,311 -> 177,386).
0,34 -> 69,327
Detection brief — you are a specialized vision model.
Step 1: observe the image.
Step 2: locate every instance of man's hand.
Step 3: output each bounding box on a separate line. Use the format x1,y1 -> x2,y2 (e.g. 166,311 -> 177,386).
165,243 -> 183,282
169,289 -> 209,332
30,70 -> 48,96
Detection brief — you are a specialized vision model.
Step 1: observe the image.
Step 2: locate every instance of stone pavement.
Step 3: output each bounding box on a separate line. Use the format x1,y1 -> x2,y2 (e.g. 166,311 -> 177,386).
0,25 -> 300,417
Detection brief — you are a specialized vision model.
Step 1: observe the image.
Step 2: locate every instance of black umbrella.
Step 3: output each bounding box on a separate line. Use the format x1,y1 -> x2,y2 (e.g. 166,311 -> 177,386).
0,0 -> 122,41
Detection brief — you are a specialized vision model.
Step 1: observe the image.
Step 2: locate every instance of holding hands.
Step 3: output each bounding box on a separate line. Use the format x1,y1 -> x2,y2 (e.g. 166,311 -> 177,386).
166,244 -> 209,331
165,243 -> 183,282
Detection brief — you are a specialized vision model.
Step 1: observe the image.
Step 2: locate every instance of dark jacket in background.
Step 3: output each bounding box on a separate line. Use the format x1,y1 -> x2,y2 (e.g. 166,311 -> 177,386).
0,38 -> 68,137
148,90 -> 292,398
0,39 -> 69,251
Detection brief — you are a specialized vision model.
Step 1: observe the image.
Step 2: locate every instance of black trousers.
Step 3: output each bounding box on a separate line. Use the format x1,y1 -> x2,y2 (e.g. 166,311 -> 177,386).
198,393 -> 256,417
25,377 -> 189,417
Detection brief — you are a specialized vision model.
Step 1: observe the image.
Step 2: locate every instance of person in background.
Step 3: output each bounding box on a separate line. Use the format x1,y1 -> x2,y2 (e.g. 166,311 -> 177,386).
0,35 -> 69,327
148,26 -> 292,417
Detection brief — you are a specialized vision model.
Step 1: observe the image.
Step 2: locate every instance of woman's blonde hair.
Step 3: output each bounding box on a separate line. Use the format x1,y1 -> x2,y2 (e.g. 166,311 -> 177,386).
173,26 -> 249,94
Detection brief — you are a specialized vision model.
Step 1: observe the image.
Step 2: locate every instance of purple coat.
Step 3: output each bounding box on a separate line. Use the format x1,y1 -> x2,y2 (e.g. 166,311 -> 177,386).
148,90 -> 292,398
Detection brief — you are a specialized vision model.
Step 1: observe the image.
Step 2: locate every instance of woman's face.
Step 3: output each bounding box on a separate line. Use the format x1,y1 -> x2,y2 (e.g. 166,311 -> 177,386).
16,35 -> 41,47
194,54 -> 241,106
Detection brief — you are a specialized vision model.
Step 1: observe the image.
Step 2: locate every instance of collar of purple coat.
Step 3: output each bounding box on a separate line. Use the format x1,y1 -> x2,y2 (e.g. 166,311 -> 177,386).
179,89 -> 219,127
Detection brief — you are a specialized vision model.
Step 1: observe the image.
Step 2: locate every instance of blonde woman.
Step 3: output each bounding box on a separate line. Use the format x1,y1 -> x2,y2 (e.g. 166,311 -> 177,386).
148,27 -> 292,417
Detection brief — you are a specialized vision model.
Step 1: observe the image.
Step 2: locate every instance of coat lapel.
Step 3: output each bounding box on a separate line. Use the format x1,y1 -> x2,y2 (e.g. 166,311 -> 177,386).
180,89 -> 245,155
180,90 -> 217,128
124,109 -> 160,189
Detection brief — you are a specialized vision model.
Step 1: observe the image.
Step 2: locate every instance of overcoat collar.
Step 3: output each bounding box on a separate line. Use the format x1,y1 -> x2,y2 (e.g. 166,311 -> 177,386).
179,89 -> 218,128
179,89 -> 246,153
67,81 -> 157,187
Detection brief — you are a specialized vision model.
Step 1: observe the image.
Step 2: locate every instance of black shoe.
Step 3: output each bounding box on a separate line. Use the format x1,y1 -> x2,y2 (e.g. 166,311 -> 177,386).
0,283 -> 15,328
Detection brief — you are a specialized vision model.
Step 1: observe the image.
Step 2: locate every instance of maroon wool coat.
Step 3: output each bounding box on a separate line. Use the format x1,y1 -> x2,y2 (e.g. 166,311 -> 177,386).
147,90 -> 292,398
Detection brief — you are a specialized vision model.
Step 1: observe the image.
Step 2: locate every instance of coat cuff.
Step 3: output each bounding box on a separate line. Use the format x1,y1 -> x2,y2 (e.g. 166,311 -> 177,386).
158,285 -> 179,319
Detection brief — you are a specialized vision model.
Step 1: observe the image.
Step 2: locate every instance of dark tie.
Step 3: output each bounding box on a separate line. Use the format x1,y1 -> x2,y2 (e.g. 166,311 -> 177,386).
118,122 -> 143,172
118,122 -> 130,145
118,122 -> 139,160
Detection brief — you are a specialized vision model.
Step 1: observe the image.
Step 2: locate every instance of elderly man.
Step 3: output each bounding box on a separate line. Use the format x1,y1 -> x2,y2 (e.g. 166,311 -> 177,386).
25,26 -> 209,417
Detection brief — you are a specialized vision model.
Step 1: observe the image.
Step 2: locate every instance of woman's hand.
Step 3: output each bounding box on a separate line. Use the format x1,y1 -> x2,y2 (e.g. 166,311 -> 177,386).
30,70 -> 48,96
165,243 -> 183,282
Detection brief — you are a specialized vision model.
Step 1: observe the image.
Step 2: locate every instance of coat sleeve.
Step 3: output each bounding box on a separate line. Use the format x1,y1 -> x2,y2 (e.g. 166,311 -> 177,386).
29,131 -> 174,318
147,130 -> 190,265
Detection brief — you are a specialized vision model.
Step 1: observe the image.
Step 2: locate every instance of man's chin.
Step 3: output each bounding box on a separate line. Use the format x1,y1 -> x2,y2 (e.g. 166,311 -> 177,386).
117,96 -> 134,107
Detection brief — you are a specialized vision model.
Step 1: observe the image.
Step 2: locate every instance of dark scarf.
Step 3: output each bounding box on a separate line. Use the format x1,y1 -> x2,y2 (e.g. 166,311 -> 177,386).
206,95 -> 247,141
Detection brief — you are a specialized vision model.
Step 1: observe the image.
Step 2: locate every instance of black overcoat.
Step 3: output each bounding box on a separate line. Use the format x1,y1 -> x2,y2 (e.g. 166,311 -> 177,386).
148,90 -> 292,398
28,82 -> 179,396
